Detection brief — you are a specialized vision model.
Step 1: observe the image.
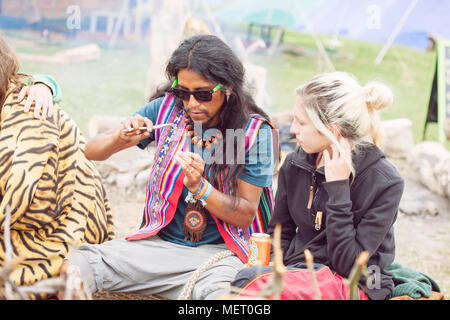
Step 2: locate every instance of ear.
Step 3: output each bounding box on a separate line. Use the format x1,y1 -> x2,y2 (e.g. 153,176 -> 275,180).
328,124 -> 342,138
224,85 -> 232,96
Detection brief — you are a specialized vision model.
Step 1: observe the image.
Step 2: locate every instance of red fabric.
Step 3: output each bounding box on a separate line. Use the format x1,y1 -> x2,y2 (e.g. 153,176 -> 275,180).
125,171 -> 185,241
238,266 -> 369,300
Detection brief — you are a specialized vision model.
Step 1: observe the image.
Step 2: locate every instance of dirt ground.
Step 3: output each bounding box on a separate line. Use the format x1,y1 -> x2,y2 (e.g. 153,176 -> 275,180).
93,147 -> 449,300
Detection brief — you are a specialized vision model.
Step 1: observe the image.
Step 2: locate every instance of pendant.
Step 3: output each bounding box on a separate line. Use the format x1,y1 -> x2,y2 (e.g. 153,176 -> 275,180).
184,117 -> 220,151
315,211 -> 323,231
183,200 -> 207,242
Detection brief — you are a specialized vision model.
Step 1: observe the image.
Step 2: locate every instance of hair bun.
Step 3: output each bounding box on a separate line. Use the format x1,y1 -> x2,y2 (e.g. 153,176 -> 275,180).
363,81 -> 393,112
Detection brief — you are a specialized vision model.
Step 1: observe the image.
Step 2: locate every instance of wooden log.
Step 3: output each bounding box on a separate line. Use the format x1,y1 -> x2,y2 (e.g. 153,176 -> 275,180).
53,44 -> 101,64
18,44 -> 101,65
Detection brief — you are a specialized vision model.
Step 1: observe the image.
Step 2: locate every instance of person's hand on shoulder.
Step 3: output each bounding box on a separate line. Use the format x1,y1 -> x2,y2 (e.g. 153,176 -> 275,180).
17,83 -> 54,120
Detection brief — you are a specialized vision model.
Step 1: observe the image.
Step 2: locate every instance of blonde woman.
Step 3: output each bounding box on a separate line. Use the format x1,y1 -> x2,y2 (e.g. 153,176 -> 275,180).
232,72 -> 404,300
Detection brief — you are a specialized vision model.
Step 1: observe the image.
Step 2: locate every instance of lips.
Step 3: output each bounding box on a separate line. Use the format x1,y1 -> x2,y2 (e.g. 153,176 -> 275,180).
190,111 -> 205,118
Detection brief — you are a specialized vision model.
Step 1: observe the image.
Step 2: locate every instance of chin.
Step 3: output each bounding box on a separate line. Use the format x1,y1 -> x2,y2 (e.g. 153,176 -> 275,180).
299,144 -> 317,154
189,113 -> 207,121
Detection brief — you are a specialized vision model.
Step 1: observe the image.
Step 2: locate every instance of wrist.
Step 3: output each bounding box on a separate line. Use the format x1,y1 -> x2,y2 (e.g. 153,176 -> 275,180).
199,182 -> 212,202
191,178 -> 205,196
322,179 -> 351,205
35,82 -> 54,94
193,179 -> 208,199
32,74 -> 62,102
112,129 -> 136,152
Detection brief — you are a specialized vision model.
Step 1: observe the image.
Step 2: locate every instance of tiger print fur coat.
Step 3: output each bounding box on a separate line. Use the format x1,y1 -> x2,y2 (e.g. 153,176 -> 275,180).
0,84 -> 114,297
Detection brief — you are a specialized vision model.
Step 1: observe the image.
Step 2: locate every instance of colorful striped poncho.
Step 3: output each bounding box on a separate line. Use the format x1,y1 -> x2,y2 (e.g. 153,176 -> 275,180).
126,94 -> 275,263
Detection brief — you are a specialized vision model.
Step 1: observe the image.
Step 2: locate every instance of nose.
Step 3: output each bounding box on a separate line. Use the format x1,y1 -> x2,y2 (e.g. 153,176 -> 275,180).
187,94 -> 200,109
290,121 -> 297,135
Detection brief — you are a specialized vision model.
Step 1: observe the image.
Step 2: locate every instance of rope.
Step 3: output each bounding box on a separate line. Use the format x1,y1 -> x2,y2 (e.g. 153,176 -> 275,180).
177,250 -> 236,300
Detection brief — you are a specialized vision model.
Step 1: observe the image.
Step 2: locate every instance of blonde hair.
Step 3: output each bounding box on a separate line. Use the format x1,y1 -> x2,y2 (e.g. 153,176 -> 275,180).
295,71 -> 393,179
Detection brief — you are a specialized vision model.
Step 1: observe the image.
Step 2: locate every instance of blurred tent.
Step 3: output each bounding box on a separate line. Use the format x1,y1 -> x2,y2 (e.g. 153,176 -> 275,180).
308,0 -> 450,51
216,0 -> 450,51
218,0 -> 326,28
0,0 -> 125,39
0,0 -> 123,18
2,0 -> 449,55
218,0 -> 324,46
217,0 -> 335,68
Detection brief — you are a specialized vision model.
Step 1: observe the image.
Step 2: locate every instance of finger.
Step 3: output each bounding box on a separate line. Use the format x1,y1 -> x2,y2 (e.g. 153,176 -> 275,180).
122,118 -> 139,135
182,151 -> 202,164
191,152 -> 204,165
34,96 -> 43,119
178,153 -> 196,171
331,143 -> 339,159
131,117 -> 141,131
176,152 -> 196,169
175,153 -> 191,174
323,149 -> 331,164
178,151 -> 192,165
192,154 -> 205,169
174,152 -> 184,164
139,131 -> 151,139
47,97 -> 54,118
180,152 -> 202,168
143,118 -> 153,132
41,100 -> 49,120
339,137 -> 352,158
123,118 -> 133,131
23,93 -> 34,113
17,87 -> 28,103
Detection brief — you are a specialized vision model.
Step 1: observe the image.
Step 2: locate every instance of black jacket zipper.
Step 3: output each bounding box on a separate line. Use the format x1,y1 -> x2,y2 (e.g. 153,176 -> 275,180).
290,158 -> 325,230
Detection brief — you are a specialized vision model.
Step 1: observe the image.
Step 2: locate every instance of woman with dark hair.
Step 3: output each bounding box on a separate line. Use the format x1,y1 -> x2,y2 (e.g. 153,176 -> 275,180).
0,36 -> 114,298
64,34 -> 276,299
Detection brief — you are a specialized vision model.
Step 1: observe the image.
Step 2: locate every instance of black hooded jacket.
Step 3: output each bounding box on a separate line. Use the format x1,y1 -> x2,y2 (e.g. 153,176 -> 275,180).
268,145 -> 404,300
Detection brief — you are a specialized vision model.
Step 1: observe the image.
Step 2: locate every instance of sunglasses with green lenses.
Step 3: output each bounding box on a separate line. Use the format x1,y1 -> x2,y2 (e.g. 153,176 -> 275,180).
170,79 -> 224,102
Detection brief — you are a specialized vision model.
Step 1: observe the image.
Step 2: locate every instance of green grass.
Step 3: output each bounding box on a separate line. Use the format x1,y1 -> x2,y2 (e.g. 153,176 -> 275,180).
7,30 -> 449,148
8,35 -> 150,135
251,30 -> 446,148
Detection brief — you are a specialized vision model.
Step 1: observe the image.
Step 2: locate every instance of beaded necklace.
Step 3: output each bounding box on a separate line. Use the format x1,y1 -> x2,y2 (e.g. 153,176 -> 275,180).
184,117 -> 223,150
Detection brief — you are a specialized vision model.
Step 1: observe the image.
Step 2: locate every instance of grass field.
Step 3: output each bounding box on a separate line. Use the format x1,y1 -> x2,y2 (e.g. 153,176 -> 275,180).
252,30 -> 444,146
6,30 -> 448,148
